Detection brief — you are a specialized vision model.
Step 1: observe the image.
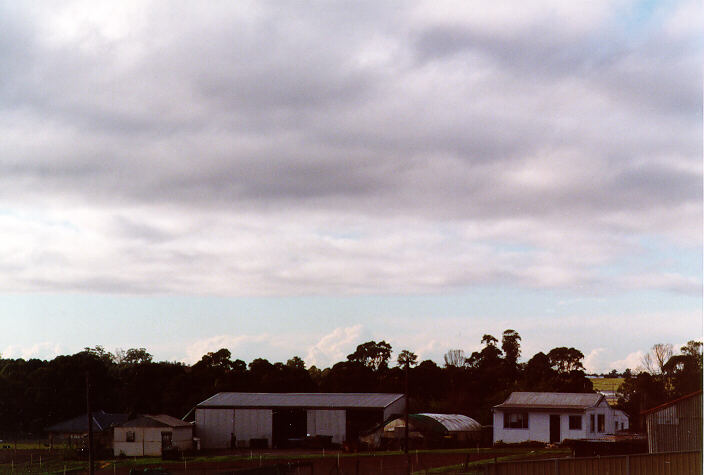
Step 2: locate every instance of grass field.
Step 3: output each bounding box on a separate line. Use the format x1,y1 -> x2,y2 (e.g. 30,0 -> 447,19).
418,448 -> 571,474
0,446 -> 571,474
590,377 -> 624,392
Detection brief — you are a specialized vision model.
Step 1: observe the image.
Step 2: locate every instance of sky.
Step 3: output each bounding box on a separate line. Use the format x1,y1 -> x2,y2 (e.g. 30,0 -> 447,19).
0,0 -> 701,373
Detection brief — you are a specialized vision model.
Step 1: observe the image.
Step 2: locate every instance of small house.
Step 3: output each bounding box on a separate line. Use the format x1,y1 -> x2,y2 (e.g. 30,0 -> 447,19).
113,414 -> 193,457
492,392 -> 618,444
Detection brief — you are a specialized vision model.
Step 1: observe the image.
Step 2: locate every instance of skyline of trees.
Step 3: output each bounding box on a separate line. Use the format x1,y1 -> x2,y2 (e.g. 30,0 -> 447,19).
0,333 -> 700,439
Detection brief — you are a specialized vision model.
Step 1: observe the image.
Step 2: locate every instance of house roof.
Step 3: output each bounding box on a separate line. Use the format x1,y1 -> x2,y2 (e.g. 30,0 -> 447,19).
197,392 -> 405,410
640,390 -> 703,416
494,392 -> 604,411
418,413 -> 482,432
46,410 -> 128,433
118,414 -> 192,428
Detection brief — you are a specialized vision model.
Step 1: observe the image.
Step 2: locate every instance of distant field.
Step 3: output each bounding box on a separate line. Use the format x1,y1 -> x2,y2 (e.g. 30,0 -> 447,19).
591,377 -> 624,392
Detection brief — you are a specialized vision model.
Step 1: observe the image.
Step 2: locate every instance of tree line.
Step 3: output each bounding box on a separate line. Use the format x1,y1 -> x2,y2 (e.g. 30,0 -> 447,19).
0,330 -> 700,438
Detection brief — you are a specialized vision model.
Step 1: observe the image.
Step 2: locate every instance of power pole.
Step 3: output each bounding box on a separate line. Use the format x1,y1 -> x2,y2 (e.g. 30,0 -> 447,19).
404,364 -> 410,474
86,372 -> 94,475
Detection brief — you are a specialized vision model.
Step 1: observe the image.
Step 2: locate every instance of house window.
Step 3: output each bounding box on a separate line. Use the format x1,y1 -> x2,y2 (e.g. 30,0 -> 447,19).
126,431 -> 135,442
597,414 -> 605,432
590,414 -> 595,432
503,412 -> 529,429
568,415 -> 582,430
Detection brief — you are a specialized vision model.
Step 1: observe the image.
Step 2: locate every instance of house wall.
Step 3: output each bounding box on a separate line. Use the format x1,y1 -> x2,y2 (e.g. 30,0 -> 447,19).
584,400 -> 615,437
234,409 -> 273,448
493,412 -> 593,444
306,410 -> 346,444
195,408 -> 234,449
613,411 -> 629,432
113,426 -> 192,456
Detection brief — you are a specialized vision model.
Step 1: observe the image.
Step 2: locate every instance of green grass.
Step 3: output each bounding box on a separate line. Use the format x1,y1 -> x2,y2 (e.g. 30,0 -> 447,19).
590,377 -> 624,392
415,448 -> 571,474
0,447 -> 569,474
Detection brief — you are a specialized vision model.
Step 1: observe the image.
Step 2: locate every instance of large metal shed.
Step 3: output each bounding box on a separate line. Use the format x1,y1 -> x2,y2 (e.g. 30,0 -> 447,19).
642,390 -> 702,453
195,392 -> 406,449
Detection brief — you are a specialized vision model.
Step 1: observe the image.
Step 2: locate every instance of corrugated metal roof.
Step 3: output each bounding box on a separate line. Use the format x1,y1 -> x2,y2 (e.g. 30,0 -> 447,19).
119,414 -> 192,428
197,392 -> 405,409
494,392 -> 602,410
45,410 -> 128,433
418,413 -> 482,432
640,390 -> 702,415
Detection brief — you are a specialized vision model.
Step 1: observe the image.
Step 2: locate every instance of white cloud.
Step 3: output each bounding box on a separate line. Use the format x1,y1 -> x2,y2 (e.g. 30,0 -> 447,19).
184,333 -> 298,365
583,347 -> 607,373
609,351 -> 645,372
305,325 -> 367,368
2,342 -> 63,360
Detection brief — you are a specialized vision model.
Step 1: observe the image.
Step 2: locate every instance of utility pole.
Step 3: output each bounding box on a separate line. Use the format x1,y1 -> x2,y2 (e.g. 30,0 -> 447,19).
404,363 -> 410,474
86,372 -> 94,475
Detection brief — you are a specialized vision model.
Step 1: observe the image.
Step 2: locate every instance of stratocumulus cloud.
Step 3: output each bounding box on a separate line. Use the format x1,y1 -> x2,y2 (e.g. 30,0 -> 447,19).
0,0 -> 700,301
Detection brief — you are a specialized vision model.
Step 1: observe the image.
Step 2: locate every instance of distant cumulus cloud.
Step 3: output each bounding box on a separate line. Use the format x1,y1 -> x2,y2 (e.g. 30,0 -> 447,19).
609,351 -> 646,372
2,342 -> 64,360
306,325 -> 368,367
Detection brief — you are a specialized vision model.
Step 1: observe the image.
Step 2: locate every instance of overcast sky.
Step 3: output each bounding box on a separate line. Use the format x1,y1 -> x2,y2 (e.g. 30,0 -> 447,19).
1,0 -> 701,373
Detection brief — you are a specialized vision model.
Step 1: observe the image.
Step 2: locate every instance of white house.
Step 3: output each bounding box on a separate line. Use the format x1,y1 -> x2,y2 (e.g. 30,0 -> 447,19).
492,392 -> 622,444
113,414 -> 193,456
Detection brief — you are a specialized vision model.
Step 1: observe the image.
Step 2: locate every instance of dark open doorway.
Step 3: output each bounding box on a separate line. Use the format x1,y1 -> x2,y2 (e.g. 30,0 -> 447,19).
549,415 -> 560,444
272,409 -> 307,448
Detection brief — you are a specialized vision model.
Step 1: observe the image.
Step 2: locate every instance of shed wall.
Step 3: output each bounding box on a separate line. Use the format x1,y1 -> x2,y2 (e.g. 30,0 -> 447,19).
306,410 -> 346,444
235,409 -> 273,448
384,396 -> 406,421
646,394 -> 702,453
195,408 -> 234,449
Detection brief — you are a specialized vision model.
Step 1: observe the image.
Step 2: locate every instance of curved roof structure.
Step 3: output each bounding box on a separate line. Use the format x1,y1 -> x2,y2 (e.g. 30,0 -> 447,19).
383,413 -> 481,436
418,413 -> 482,433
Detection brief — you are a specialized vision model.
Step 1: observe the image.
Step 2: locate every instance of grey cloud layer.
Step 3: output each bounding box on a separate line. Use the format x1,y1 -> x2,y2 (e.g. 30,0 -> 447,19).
0,0 -> 700,295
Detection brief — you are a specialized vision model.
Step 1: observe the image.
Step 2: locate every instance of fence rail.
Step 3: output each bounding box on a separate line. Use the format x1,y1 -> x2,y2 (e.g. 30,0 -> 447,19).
484,451 -> 701,475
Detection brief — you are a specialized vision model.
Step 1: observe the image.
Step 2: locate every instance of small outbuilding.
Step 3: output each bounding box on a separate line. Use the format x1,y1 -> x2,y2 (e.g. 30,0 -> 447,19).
45,410 -> 128,450
194,392 -> 406,449
367,413 -> 482,449
113,414 -> 193,457
492,392 -> 619,444
642,390 -> 702,453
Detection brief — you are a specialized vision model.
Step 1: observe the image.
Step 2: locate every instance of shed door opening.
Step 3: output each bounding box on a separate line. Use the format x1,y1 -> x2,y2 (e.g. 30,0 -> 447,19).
161,431 -> 173,450
272,409 -> 307,448
549,415 -> 560,443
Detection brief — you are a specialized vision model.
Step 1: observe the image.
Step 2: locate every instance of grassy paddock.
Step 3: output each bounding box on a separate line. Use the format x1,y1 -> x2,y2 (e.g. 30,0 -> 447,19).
590,377 -> 624,391
416,448 -> 571,474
